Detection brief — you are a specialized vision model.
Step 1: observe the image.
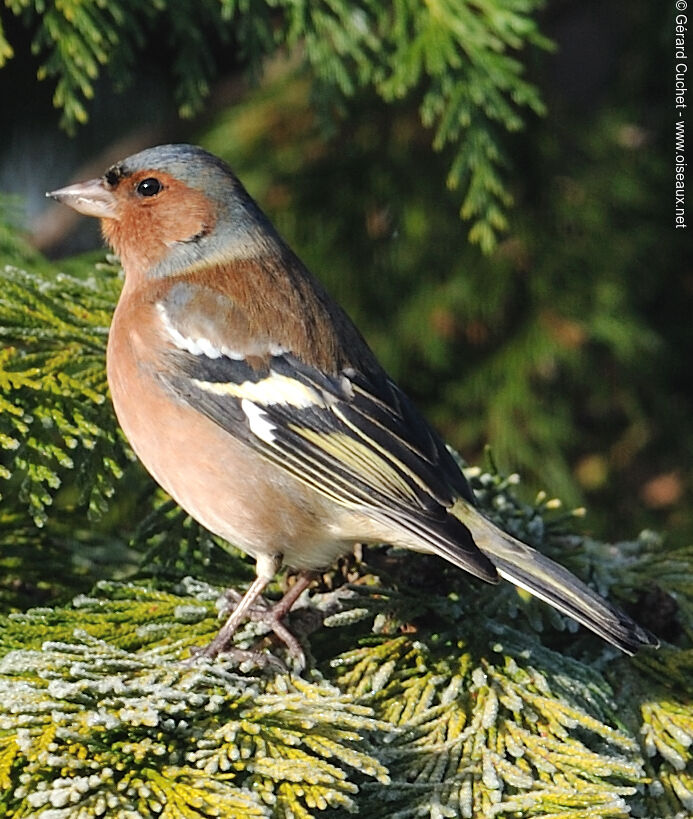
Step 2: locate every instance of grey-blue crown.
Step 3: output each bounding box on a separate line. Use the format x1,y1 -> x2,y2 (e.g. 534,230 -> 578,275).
107,144 -> 235,192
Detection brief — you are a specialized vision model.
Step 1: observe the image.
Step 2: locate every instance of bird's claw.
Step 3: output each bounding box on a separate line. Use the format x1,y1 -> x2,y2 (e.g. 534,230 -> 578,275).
188,592 -> 307,671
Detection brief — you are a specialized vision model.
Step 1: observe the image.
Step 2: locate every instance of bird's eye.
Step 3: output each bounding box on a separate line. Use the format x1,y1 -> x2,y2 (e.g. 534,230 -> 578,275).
136,177 -> 163,197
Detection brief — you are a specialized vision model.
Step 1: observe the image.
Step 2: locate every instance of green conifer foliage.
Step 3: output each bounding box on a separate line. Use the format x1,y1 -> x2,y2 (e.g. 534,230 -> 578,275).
1,0 -> 550,250
0,256 -> 691,816
0,263 -> 128,526
1,3 -> 690,815
0,574 -> 691,816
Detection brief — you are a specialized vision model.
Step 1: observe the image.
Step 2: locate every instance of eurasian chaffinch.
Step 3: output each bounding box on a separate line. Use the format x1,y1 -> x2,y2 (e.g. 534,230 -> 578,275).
47,144 -> 658,663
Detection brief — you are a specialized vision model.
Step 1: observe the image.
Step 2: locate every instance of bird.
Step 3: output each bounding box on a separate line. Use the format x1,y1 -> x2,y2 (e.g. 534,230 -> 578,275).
47,143 -> 658,664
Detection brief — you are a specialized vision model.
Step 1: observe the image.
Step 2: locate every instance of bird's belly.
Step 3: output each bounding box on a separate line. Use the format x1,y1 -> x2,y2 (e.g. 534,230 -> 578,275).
107,333 -> 358,570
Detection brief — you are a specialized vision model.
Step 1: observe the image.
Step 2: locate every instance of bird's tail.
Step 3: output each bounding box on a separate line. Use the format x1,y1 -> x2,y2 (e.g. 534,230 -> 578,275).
452,499 -> 659,654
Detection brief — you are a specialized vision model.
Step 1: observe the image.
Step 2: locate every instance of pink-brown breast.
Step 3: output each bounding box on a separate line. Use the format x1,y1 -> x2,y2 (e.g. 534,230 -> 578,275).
105,281 -> 362,570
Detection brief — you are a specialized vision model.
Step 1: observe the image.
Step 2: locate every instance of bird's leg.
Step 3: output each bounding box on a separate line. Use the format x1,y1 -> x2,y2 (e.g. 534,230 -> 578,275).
197,572 -> 273,659
195,556 -> 316,666
271,570 -> 317,620
231,570 -> 317,664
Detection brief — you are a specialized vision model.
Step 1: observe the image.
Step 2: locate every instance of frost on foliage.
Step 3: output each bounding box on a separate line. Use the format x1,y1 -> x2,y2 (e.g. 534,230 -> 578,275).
0,584 -> 389,818
0,243 -> 691,817
633,647 -> 693,819
0,578 -> 691,818
331,635 -> 644,819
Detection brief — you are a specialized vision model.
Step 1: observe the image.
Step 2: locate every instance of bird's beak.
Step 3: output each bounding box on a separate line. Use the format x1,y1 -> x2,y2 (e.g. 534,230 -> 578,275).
46,178 -> 119,220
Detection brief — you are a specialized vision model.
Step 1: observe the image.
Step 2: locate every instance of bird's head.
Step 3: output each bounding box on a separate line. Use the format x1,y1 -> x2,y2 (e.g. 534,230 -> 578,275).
47,144 -> 277,282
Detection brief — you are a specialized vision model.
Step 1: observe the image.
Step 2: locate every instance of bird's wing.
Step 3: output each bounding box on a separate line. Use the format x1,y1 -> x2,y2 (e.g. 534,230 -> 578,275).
154,290 -> 497,582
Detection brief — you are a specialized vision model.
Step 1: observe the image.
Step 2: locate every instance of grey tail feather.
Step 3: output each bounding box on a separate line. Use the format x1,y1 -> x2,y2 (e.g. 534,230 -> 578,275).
378,509 -> 499,584
456,502 -> 659,654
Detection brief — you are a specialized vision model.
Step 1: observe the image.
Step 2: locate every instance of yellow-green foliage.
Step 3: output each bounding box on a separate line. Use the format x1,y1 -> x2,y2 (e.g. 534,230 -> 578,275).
0,232 -> 691,817
0,582 -> 389,817
0,263 -> 128,525
0,578 -> 691,818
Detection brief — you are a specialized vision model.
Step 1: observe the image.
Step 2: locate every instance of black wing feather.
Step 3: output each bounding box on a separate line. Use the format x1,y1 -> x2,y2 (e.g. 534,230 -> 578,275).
159,348 -> 496,581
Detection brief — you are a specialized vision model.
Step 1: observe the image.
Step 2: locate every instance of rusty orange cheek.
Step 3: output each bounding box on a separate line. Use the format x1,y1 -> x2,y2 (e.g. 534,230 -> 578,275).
101,175 -> 216,279
147,181 -> 216,243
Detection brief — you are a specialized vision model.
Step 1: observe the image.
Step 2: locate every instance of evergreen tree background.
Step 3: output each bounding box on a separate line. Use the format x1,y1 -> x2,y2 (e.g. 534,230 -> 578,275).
0,2 -> 691,817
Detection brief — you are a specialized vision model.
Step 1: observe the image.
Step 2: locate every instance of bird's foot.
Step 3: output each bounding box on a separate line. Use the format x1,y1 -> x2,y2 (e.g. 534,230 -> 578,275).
210,591 -> 306,665
188,573 -> 316,671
